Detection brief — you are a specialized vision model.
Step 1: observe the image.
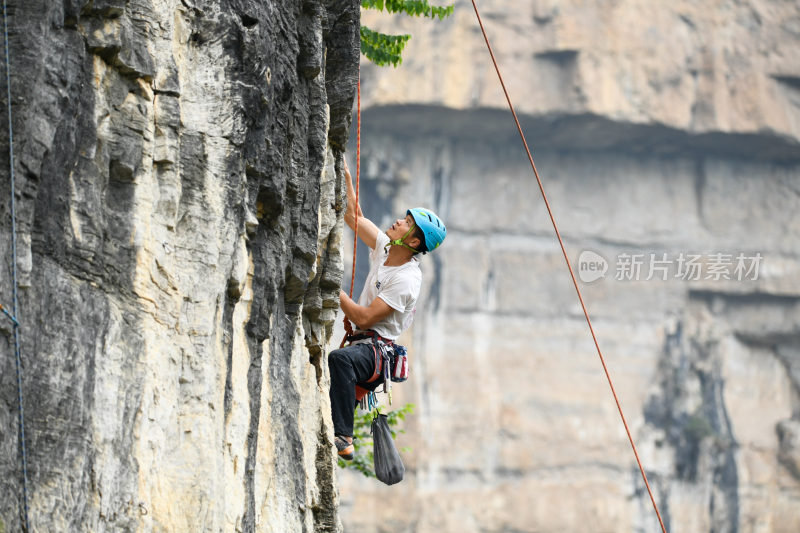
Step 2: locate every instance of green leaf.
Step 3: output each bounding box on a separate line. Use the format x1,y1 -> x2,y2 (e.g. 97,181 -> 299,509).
363,0 -> 453,19
360,26 -> 411,67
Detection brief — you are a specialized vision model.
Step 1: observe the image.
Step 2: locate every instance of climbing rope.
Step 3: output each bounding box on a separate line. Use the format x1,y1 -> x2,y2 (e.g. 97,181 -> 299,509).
469,1 -> 667,531
340,75 -> 362,349
2,0 -> 31,530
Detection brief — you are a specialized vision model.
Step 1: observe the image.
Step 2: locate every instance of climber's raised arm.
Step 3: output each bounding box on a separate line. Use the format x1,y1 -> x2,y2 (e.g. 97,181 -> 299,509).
338,289 -> 394,330
343,157 -> 380,249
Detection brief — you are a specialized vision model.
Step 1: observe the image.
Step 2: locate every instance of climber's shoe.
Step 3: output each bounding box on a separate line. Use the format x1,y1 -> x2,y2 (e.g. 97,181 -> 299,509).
335,436 -> 354,460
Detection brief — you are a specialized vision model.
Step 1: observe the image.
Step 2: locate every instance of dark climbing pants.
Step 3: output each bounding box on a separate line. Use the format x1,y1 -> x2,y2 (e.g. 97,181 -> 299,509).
328,343 -> 384,437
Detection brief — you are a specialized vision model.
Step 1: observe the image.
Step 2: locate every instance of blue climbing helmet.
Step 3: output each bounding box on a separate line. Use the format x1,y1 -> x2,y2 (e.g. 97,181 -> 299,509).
407,207 -> 446,253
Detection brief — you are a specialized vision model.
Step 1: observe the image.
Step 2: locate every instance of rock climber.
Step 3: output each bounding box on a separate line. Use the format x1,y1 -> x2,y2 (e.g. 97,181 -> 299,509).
329,158 -> 446,460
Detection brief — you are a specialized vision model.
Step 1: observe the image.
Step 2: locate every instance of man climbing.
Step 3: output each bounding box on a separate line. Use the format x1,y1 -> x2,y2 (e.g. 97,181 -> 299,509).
329,158 -> 446,460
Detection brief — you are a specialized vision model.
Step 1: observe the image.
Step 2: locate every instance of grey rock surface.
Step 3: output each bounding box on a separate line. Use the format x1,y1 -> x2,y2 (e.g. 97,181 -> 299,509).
0,0 -> 359,531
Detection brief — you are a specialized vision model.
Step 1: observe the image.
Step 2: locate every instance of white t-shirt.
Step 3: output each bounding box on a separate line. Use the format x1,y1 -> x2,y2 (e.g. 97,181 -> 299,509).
357,232 -> 422,340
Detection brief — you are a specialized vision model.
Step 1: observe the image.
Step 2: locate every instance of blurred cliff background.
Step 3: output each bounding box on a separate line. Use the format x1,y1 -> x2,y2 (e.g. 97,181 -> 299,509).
338,1 -> 800,532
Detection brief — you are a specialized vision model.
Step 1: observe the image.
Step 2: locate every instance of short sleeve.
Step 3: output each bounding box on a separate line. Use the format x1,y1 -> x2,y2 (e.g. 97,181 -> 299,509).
371,233 -> 390,263
377,268 -> 421,312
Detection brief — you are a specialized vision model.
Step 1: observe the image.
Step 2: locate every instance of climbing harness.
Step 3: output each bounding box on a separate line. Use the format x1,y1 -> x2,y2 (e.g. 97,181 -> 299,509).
344,329 -> 407,408
2,0 -> 31,529
469,1 -> 668,531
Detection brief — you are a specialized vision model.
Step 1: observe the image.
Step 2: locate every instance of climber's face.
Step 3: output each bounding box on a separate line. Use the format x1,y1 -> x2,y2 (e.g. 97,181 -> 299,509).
386,214 -> 422,251
387,214 -> 415,239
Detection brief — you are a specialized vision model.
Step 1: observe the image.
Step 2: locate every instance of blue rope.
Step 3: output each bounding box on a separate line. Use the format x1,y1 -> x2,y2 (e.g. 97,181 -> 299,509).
2,0 -> 31,530
0,302 -> 18,326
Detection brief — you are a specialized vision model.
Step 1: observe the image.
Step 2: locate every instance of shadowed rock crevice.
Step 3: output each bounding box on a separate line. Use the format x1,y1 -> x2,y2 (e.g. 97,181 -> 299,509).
643,314 -> 740,533
361,106 -> 800,162
312,423 -> 338,532
242,333 -> 263,533
773,75 -> 800,91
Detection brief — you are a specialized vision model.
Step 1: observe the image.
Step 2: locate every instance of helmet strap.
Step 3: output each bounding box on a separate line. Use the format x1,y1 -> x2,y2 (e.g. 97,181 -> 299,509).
384,224 -> 421,254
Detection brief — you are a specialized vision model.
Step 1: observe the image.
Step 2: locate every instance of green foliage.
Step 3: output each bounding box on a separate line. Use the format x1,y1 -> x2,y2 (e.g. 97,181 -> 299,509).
361,0 -> 454,19
685,412 -> 715,441
360,0 -> 454,67
338,404 -> 415,477
360,27 -> 411,69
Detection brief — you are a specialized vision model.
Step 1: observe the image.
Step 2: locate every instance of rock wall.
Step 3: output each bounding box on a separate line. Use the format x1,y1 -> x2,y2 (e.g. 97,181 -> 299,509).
359,0 -> 800,145
338,1 -> 800,532
0,1 -> 359,531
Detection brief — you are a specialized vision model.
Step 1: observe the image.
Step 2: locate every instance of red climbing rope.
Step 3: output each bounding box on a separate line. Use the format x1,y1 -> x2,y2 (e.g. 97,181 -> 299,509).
340,77 -> 361,348
469,2 -> 668,531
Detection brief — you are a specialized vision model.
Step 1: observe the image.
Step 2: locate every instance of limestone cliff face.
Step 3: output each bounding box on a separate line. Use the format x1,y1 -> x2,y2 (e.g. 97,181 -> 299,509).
360,0 -> 800,151
338,1 -> 800,532
0,1 -> 359,531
